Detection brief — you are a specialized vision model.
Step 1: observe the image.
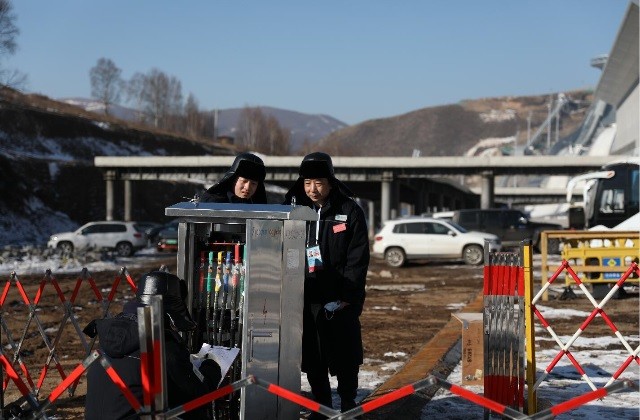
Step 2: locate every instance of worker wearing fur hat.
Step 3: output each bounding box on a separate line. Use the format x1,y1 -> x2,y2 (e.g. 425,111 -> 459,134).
284,152 -> 369,417
84,271 -> 222,419
201,152 -> 268,203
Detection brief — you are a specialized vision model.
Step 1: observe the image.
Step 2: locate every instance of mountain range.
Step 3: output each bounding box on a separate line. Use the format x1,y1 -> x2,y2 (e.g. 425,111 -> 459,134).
61,90 -> 593,158
60,98 -> 348,153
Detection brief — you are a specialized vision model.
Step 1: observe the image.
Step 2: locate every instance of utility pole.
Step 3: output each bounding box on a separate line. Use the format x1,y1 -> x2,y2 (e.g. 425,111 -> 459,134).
213,109 -> 219,142
546,97 -> 552,153
526,111 -> 532,152
555,98 -> 560,145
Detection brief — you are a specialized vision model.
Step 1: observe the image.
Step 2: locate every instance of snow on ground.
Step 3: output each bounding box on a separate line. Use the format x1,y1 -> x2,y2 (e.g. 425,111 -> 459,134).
0,246 -> 173,276
349,255 -> 638,418
424,336 -> 640,419
299,323 -> 639,419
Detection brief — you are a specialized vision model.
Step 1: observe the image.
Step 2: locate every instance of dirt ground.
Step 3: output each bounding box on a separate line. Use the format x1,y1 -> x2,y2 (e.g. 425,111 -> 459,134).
1,255 -> 638,418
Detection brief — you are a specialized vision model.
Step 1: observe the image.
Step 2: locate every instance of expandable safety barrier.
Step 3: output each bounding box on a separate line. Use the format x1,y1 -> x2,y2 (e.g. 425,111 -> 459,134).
0,267 -> 136,407
1,263 -> 638,419
482,241 -> 639,417
5,348 -> 636,420
530,259 -> 640,393
483,246 -> 526,416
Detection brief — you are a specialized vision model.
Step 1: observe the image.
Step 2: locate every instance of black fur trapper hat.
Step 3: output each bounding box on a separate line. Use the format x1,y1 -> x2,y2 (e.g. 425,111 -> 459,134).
284,151 -> 354,204
136,271 -> 196,332
201,152 -> 268,203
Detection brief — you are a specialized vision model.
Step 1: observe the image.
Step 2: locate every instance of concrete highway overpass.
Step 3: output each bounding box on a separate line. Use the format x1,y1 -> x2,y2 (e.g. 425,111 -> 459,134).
95,155 -> 616,231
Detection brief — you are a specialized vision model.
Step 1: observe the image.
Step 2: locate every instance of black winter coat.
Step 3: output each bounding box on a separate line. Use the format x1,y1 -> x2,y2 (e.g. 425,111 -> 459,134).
84,306 -> 219,419
285,184 -> 370,374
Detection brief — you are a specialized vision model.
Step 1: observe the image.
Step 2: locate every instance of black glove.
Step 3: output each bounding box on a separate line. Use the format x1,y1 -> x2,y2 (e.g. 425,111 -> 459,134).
199,359 -> 222,389
82,320 -> 98,338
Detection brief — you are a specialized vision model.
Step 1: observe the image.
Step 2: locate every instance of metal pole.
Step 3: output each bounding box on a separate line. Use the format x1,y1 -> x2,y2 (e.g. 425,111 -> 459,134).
523,240 -> 537,414
527,112 -> 532,151
213,109 -> 218,141
151,296 -> 168,413
555,99 -> 560,145
137,306 -> 154,417
546,98 -> 552,153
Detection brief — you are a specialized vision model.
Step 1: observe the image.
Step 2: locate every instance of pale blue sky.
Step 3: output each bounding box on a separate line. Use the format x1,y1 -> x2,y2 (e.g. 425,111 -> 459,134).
6,1 -> 630,125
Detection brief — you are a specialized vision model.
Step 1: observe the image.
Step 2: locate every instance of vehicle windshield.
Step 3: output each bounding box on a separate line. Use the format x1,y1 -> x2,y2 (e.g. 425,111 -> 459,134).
446,221 -> 468,233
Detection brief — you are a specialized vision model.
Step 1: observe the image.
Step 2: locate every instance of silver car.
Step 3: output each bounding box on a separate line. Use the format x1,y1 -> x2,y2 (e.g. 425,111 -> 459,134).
47,221 -> 147,257
372,217 -> 501,267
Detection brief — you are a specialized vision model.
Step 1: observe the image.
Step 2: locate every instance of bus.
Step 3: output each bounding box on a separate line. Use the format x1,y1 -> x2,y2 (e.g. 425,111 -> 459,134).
566,158 -> 639,229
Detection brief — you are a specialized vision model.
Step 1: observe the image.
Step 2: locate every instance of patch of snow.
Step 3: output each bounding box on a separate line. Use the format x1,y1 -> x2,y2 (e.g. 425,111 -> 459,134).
0,198 -> 77,247
94,121 -> 110,129
465,136 -> 516,156
366,284 -> 425,292
479,109 -> 516,123
368,306 -> 403,311
384,351 -> 408,358
48,162 -> 60,179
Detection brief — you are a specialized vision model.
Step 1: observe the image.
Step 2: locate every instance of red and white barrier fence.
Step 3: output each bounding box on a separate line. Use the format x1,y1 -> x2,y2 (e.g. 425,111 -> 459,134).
0,260 -> 638,419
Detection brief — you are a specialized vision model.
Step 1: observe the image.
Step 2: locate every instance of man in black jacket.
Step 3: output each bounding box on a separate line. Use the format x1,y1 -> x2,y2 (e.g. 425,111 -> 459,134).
84,271 -> 222,419
284,152 -> 369,417
200,152 -> 267,204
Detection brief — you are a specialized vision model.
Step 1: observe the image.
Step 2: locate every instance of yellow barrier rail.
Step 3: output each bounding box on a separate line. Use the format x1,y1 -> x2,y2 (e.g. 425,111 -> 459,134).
540,230 -> 639,301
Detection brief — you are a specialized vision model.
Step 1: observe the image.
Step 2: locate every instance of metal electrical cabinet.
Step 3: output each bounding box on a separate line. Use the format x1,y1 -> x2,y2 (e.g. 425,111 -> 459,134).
165,202 -> 317,420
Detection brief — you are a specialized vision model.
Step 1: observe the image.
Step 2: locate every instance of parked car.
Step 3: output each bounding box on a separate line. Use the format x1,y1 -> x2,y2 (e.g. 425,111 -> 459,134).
372,217 -> 501,267
431,208 -> 563,251
135,221 -> 161,236
47,221 -> 147,257
146,219 -> 178,244
155,220 -> 180,252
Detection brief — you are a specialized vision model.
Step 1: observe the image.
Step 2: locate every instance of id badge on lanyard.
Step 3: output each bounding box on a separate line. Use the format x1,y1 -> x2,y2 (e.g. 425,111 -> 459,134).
306,207 -> 323,273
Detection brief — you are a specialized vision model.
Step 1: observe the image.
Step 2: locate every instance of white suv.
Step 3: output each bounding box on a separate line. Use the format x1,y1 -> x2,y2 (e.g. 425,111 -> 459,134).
372,217 -> 501,267
47,221 -> 147,257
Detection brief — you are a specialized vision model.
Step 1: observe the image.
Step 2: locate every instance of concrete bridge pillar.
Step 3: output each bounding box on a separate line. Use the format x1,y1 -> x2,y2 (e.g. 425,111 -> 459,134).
380,171 -> 393,224
124,179 -> 132,221
481,171 -> 495,209
390,180 -> 400,219
105,171 -> 115,221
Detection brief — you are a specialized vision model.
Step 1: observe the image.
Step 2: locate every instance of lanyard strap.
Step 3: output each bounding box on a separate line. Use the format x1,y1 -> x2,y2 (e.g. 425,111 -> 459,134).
315,207 -> 321,243
306,206 -> 322,247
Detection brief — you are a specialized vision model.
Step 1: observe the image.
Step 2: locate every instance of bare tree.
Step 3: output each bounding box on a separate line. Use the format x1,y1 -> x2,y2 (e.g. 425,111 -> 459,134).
136,68 -> 183,129
237,106 -> 291,155
0,0 -> 27,89
0,66 -> 26,89
0,0 -> 18,57
265,115 -> 290,155
125,72 -> 148,123
184,93 -> 202,137
237,107 -> 266,151
89,58 -> 123,116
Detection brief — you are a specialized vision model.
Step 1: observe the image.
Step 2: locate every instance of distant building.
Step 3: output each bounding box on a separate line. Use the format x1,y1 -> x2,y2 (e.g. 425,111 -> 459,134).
593,1 -> 639,156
